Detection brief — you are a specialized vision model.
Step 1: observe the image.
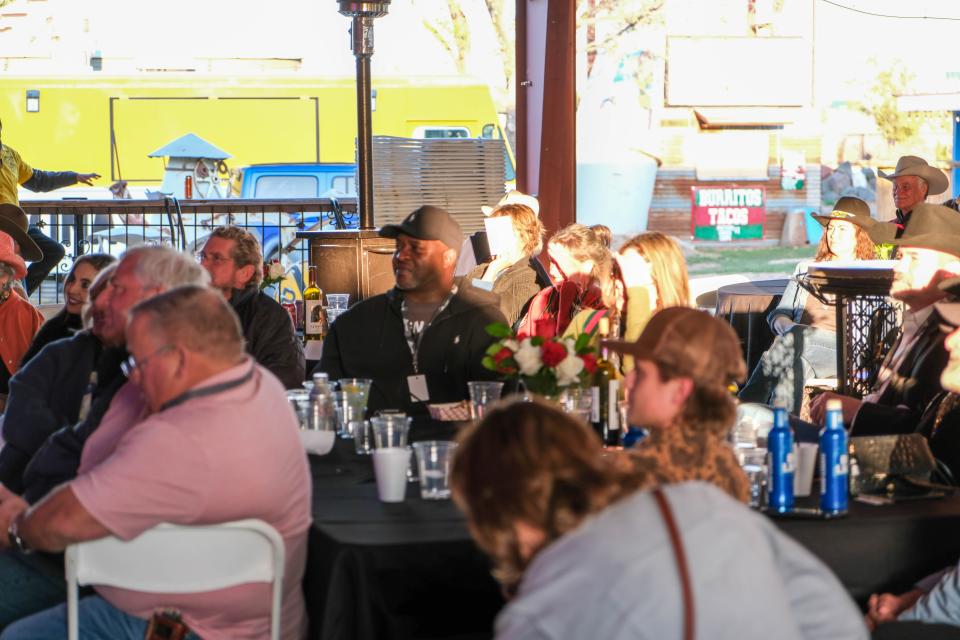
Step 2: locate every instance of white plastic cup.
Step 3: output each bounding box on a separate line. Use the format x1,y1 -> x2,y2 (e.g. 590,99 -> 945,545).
373,447 -> 411,502
794,443 -> 818,498
371,415 -> 411,449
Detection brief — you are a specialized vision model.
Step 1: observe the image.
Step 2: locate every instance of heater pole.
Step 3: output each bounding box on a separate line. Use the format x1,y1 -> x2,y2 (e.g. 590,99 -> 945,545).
338,1 -> 390,230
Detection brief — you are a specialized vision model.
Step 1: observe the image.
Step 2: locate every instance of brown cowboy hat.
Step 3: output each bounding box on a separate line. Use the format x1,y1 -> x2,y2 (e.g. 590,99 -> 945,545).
811,196 -> 876,230
0,204 -> 41,261
878,156 -> 949,196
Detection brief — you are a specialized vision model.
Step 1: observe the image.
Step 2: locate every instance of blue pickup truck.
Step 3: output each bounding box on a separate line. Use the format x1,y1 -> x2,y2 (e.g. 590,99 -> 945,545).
235,162 -> 357,200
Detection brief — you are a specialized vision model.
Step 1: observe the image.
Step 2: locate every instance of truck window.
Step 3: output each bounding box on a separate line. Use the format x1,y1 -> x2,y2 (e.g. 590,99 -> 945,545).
413,126 -> 471,139
254,175 -> 319,198
331,175 -> 356,195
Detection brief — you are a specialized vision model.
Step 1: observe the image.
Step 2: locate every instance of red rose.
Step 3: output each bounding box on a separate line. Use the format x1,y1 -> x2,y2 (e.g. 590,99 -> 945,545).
541,341 -> 568,367
492,347 -> 517,374
580,353 -> 598,375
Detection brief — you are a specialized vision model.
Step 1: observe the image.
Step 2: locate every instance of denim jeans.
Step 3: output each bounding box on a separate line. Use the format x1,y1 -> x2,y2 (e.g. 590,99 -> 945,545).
25,225 -> 66,296
1,596 -> 201,640
0,551 -> 65,631
738,325 -> 837,414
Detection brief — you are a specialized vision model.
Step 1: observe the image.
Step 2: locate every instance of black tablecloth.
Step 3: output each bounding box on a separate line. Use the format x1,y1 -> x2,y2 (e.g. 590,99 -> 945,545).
715,279 -> 789,373
305,440 -> 502,640
306,440 -> 960,638
775,497 -> 960,607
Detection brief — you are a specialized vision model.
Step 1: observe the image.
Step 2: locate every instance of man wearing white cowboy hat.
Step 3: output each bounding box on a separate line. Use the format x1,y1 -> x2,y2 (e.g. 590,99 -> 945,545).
878,155 -> 950,238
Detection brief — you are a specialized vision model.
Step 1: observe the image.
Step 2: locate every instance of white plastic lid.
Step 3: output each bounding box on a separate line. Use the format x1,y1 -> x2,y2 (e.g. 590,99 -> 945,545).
826,399 -> 843,412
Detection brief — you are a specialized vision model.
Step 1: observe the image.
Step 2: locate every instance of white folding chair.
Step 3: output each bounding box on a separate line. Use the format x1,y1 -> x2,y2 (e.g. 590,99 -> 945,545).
64,519 -> 285,640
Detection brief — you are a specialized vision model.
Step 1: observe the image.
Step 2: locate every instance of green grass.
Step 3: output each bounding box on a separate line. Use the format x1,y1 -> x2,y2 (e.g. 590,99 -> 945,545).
686,245 -> 817,277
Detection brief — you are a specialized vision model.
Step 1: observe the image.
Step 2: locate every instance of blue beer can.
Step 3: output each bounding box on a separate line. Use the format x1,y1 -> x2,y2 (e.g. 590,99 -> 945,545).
820,400 -> 849,515
767,407 -> 795,512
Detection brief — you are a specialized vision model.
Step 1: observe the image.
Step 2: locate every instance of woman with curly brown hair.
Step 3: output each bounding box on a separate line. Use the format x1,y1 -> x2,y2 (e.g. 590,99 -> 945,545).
739,197 -> 878,412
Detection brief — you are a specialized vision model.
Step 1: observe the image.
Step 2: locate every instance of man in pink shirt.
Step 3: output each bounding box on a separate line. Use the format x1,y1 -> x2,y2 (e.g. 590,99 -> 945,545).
0,286 -> 312,640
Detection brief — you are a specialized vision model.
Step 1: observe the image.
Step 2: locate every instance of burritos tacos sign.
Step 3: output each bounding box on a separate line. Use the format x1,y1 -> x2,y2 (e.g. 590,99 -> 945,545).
690,186 -> 766,241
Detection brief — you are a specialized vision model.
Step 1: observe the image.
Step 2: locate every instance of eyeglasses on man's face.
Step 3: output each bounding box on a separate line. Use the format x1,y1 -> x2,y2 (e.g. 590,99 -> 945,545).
195,251 -> 233,266
121,344 -> 175,378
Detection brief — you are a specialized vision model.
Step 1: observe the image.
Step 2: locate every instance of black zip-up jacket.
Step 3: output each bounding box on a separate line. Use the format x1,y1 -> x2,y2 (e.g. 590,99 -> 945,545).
230,286 -> 305,389
317,280 -> 506,439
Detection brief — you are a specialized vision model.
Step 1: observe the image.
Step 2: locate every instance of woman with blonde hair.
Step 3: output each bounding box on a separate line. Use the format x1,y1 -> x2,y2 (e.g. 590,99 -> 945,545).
618,231 -> 690,311
466,203 -> 546,326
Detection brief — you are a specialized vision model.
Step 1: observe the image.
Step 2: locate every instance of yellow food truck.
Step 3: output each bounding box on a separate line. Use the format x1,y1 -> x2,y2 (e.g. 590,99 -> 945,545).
0,74 -> 514,185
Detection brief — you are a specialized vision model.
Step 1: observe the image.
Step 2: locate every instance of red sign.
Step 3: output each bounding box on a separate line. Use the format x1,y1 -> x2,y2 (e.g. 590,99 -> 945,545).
690,185 -> 766,241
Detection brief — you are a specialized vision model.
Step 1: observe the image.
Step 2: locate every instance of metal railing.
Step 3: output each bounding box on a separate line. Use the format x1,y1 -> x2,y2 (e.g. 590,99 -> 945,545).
20,197 -> 359,306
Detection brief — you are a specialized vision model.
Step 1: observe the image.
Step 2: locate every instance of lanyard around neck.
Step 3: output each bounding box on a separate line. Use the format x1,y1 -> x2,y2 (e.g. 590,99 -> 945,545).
402,290 -> 455,374
159,363 -> 255,412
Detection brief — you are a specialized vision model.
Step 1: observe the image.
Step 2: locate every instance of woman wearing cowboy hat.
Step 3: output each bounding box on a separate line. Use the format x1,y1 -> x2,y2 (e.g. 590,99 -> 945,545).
738,197 -> 878,412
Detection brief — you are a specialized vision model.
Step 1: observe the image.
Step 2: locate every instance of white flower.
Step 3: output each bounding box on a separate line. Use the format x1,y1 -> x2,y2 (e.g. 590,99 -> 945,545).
504,339 -> 520,352
555,354 -> 585,386
514,338 -> 543,376
266,261 -> 285,280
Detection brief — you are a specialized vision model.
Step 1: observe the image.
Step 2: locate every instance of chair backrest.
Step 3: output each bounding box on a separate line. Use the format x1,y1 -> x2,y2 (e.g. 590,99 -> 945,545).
65,519 -> 285,640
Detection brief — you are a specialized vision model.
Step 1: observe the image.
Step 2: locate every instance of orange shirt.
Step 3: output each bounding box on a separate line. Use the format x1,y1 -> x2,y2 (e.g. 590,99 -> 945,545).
0,293 -> 43,375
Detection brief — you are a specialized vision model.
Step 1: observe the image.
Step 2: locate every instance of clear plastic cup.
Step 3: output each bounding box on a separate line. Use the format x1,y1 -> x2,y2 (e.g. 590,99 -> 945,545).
371,415 -> 412,449
337,379 -> 372,438
412,441 -> 457,500
353,420 -> 373,455
326,293 -> 350,310
467,381 -> 504,420
285,390 -> 310,429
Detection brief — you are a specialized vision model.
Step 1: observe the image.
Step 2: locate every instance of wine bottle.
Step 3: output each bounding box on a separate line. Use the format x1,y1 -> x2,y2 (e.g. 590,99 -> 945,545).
303,266 -> 326,349
593,317 -> 621,448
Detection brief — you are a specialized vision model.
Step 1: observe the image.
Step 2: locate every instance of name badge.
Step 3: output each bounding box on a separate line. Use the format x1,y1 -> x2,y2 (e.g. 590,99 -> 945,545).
407,374 -> 430,403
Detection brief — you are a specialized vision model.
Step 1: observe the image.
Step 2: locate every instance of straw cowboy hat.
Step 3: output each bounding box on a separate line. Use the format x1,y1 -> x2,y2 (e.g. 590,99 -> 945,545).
0,231 -> 28,280
811,196 -> 876,231
0,204 -> 41,261
481,190 -> 540,216
878,156 -> 948,196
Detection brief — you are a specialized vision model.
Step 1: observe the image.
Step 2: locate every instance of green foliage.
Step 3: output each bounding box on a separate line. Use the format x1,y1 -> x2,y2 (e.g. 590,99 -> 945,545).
859,65 -> 919,147
485,322 -> 513,339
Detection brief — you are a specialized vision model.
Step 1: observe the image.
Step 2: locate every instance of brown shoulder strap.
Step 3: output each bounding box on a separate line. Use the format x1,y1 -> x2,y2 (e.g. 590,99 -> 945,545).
653,487 -> 694,640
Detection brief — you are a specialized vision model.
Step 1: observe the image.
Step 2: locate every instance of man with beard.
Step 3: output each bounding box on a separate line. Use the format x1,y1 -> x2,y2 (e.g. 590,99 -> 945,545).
317,205 -> 505,441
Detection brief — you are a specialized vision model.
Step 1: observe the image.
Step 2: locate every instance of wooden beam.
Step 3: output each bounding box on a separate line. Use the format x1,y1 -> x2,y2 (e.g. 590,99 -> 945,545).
517,0 -> 576,235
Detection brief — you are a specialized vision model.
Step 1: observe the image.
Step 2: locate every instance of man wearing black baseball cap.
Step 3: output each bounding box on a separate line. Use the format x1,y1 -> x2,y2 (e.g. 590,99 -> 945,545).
316,205 -> 507,440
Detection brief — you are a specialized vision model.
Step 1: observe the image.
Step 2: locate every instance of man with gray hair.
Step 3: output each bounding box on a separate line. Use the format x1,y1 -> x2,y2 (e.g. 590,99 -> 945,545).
879,155 -> 949,238
0,286 -> 311,639
0,245 -> 208,630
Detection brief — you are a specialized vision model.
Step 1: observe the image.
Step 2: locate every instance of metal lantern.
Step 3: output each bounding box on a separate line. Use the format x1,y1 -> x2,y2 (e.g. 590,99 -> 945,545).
336,0 -> 391,230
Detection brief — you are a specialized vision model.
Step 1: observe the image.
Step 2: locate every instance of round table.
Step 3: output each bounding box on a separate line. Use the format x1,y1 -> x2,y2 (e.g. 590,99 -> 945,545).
715,279 -> 789,373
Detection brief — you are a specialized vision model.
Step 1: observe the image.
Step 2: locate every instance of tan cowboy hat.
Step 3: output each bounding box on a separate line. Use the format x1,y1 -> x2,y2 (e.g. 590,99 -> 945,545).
481,190 -> 540,217
878,156 -> 948,196
0,204 -> 41,261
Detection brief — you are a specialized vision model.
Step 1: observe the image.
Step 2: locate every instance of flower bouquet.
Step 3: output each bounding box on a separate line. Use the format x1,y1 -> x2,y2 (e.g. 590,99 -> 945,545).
482,323 -> 598,398
260,259 -> 287,291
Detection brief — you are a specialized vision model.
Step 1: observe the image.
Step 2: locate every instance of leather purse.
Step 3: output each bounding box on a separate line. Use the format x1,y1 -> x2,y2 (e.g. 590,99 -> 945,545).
850,434 -> 940,495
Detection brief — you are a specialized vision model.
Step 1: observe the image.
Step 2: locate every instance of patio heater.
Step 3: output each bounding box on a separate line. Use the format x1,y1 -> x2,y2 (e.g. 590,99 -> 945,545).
297,0 -> 395,309
338,0 -> 390,229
